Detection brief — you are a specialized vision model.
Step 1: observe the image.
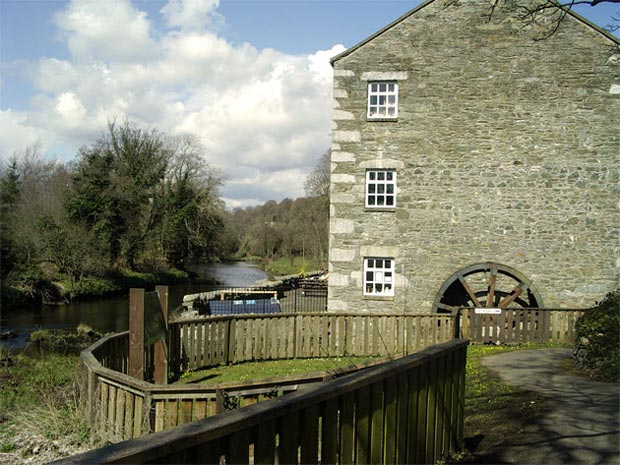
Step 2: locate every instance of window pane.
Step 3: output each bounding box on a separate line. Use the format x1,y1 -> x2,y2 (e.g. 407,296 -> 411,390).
386,197 -> 394,206
370,96 -> 377,105
377,172 -> 385,180
375,284 -> 382,293
375,259 -> 383,268
388,83 -> 395,91
385,259 -> 391,268
379,83 -> 386,92
387,107 -> 395,116
368,185 -> 375,193
388,96 -> 396,104
371,83 -> 377,92
378,96 -> 386,105
366,271 -> 374,281
369,172 -> 375,181
368,196 -> 375,205
386,172 -> 393,181
387,185 -> 394,194
367,259 -> 374,268
377,185 -> 385,194
377,197 -> 385,206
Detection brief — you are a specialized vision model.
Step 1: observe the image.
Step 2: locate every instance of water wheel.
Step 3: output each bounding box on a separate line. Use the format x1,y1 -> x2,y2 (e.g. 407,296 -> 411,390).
432,262 -> 543,313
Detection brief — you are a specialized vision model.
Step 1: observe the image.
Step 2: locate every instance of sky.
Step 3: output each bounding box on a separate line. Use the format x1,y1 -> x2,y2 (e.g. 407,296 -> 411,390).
1,0 -> 618,208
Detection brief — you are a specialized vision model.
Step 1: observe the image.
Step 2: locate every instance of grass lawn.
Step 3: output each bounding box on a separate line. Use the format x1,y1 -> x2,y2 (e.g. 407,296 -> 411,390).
174,356 -> 377,384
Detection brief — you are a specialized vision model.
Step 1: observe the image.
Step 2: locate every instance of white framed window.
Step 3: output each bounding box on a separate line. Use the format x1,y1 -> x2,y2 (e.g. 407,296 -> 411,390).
367,81 -> 398,119
363,257 -> 395,296
366,170 -> 396,208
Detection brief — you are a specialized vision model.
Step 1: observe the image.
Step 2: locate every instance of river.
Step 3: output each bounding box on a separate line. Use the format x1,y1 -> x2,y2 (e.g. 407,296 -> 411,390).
0,261 -> 267,351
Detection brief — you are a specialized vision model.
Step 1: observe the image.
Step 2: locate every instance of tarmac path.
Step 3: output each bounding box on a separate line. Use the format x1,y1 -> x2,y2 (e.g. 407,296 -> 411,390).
477,348 -> 620,465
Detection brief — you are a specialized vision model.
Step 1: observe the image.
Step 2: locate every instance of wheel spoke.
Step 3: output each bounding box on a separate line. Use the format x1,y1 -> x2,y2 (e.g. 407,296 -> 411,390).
458,275 -> 482,307
485,269 -> 497,308
497,284 -> 524,308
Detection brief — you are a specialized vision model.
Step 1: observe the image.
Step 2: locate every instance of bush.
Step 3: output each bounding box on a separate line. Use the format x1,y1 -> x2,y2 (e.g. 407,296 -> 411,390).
573,289 -> 620,382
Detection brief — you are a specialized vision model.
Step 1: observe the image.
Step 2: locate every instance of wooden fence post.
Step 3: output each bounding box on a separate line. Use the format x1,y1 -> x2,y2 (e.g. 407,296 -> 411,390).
129,288 -> 145,380
154,286 -> 169,385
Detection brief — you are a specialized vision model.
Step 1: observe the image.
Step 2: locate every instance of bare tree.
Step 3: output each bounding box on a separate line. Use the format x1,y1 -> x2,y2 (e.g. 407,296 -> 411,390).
488,0 -> 620,39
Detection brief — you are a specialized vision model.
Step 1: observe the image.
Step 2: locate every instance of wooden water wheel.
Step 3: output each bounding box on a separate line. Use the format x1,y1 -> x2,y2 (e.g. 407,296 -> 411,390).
432,262 -> 543,313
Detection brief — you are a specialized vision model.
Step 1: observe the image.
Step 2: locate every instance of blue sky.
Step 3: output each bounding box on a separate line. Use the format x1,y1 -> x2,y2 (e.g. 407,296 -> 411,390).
1,0 -> 618,207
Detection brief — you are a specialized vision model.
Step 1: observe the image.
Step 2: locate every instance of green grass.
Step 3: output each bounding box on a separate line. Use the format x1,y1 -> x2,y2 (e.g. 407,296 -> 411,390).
0,348 -> 90,462
175,356 -> 376,384
264,256 -> 324,277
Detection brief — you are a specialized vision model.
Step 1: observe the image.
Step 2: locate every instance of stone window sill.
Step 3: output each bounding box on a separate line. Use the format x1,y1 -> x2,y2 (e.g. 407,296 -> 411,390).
362,295 -> 395,301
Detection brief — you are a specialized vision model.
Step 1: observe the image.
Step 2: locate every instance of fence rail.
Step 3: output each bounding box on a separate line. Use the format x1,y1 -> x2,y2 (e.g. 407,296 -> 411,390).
57,339 -> 468,465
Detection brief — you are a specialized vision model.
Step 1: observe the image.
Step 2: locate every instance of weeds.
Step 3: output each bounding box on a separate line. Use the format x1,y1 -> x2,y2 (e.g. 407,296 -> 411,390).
0,348 -> 90,464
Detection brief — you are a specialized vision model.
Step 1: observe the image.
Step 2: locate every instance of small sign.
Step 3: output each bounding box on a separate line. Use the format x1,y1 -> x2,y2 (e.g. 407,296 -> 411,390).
474,308 -> 502,315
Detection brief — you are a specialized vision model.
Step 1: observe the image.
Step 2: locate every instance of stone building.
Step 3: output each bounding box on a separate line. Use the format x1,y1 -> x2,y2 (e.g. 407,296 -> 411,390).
327,0 -> 619,313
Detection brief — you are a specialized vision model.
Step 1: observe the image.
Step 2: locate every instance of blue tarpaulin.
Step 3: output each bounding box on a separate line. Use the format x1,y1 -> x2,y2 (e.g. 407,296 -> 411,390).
207,298 -> 281,315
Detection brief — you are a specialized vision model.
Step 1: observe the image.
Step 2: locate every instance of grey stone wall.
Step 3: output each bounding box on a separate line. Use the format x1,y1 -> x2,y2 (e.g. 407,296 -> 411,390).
328,0 -> 620,312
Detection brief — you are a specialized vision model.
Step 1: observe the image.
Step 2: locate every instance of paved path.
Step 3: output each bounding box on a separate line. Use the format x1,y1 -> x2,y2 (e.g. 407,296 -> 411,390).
478,348 -> 619,465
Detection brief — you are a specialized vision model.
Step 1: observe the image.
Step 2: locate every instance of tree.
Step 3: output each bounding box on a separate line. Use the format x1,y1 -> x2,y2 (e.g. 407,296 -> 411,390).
304,149 -> 331,199
489,0 -> 620,39
156,135 -> 226,266
0,157 -> 22,281
66,121 -> 169,269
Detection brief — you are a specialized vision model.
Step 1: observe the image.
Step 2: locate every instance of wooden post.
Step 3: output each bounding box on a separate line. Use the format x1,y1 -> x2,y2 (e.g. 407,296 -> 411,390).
129,288 -> 145,380
154,285 -> 169,385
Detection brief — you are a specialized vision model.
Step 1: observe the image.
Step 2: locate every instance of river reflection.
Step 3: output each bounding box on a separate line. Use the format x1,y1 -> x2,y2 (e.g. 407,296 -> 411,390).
0,261 -> 267,350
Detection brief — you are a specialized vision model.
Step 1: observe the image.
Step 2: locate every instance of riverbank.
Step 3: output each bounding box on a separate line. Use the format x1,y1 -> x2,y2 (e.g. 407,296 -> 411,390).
1,265 -> 210,310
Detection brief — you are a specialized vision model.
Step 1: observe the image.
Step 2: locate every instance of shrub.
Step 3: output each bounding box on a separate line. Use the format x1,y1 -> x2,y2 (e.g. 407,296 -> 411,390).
573,289 -> 620,382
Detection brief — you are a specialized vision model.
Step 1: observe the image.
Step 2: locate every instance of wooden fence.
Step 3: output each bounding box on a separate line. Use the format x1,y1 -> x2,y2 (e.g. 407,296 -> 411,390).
82,313 -> 455,442
57,339 -> 468,465
170,313 -> 455,374
458,308 -> 585,344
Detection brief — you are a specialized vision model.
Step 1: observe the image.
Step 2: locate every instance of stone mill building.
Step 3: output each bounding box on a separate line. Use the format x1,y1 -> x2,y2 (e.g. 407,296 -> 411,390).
327,0 -> 620,313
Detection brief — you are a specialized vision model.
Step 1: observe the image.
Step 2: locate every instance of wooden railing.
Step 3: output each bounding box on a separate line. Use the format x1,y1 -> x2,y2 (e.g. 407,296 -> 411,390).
57,339 -> 468,465
458,308 -> 585,344
170,313 -> 455,374
82,313 -> 455,443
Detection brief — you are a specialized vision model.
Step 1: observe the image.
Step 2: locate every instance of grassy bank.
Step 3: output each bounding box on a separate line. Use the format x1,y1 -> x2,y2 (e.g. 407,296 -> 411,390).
0,349 -> 91,465
263,256 -> 324,277
2,266 -> 192,308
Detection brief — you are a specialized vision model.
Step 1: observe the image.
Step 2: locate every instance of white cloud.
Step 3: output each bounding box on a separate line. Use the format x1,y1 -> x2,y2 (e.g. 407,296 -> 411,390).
0,110 -> 46,159
54,0 -> 156,62
161,0 -> 223,32
2,0 -> 346,206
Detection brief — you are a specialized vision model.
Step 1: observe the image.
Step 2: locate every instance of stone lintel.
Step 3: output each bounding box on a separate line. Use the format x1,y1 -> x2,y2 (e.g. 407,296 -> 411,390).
361,71 -> 408,81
